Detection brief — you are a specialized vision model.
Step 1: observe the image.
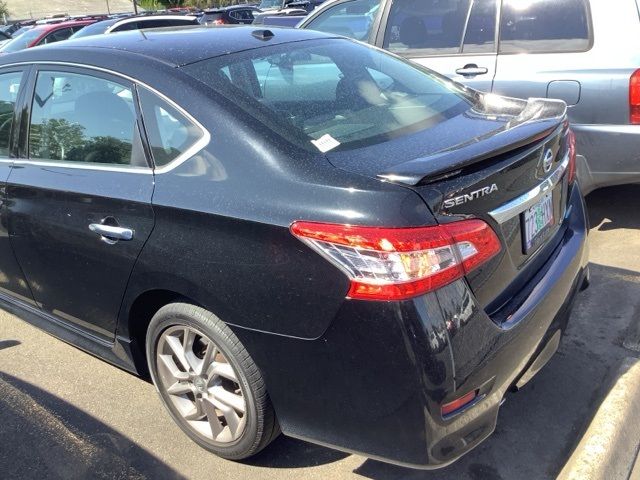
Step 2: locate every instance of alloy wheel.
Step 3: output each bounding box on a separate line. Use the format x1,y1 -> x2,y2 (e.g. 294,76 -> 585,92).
155,325 -> 247,444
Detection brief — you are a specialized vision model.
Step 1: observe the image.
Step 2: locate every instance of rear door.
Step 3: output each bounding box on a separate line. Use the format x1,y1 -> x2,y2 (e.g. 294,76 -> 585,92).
375,0 -> 499,91
7,66 -> 154,342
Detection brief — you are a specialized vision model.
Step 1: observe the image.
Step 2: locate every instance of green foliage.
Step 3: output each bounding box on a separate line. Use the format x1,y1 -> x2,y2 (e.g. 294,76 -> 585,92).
30,119 -> 132,165
0,1 -> 9,18
136,0 -> 256,9
138,0 -> 165,10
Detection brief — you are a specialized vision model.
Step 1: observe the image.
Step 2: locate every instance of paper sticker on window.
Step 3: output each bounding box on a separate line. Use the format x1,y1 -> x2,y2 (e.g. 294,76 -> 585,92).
311,134 -> 341,153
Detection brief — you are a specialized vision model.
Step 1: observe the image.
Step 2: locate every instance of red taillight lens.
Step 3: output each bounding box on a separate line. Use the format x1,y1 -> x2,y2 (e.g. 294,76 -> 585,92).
567,128 -> 577,184
441,390 -> 478,416
630,69 -> 640,125
290,219 -> 501,301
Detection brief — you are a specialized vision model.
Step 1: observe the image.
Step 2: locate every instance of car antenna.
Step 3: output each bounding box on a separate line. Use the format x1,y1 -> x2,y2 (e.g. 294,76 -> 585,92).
252,29 -> 275,41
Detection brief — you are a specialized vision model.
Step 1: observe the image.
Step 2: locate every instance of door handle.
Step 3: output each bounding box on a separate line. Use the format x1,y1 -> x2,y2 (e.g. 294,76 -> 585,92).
455,64 -> 489,77
89,223 -> 134,241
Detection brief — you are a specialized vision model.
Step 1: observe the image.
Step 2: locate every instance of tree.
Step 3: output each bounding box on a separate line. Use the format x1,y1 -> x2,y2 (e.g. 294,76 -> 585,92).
0,1 -> 9,19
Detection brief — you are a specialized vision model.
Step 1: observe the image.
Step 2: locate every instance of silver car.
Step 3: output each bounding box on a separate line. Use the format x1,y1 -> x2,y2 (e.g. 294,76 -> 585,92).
299,0 -> 640,194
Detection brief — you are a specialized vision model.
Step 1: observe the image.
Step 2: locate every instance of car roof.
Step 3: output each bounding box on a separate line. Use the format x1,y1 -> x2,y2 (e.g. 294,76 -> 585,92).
34,19 -> 97,33
113,15 -> 198,25
33,25 -> 337,67
204,5 -> 259,12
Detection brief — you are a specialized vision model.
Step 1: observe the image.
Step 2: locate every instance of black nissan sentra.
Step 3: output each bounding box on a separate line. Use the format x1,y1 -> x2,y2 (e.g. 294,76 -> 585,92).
0,26 -> 588,468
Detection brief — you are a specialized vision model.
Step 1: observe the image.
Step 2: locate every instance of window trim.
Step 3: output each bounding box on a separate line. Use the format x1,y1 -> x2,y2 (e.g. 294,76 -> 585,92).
27,65 -> 149,171
496,0 -> 594,56
0,61 -> 210,174
0,67 -> 28,160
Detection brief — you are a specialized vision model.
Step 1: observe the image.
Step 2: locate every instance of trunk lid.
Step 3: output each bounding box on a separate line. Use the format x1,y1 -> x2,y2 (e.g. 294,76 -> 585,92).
326,95 -> 572,316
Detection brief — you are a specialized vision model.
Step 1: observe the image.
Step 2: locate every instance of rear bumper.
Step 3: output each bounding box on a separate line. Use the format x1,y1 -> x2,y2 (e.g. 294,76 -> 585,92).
573,124 -> 640,194
231,185 -> 589,469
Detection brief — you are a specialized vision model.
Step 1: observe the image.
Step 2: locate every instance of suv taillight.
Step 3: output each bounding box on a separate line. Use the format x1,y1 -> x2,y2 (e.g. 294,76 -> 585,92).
567,128 -> 577,184
291,220 -> 501,301
631,69 -> 640,124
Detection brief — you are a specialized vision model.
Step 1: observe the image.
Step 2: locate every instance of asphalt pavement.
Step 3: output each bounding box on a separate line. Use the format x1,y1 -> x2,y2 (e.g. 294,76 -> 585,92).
0,185 -> 639,480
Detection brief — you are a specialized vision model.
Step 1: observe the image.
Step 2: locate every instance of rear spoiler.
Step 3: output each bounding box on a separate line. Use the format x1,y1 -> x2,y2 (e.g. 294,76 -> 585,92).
377,97 -> 567,186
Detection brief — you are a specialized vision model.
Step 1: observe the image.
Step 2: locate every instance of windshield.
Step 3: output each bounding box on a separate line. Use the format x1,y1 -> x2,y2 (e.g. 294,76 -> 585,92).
12,26 -> 34,38
69,20 -> 116,39
183,38 -> 471,152
259,0 -> 283,9
1,28 -> 42,53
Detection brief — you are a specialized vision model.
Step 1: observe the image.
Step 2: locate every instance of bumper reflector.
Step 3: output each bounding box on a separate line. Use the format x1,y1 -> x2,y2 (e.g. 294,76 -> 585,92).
441,390 -> 478,417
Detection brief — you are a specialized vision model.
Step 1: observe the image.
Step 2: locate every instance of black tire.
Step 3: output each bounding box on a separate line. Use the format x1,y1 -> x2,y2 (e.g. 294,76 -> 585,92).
146,302 -> 280,460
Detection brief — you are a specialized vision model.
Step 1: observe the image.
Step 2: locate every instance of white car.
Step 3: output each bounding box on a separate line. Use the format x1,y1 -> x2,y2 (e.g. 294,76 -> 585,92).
69,15 -> 199,40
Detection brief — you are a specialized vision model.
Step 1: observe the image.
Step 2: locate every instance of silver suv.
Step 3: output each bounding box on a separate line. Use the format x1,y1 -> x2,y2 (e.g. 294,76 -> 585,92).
299,0 -> 640,194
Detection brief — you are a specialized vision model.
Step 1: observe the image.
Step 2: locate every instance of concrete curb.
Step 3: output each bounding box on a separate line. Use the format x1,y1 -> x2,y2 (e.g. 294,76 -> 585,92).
558,357 -> 640,480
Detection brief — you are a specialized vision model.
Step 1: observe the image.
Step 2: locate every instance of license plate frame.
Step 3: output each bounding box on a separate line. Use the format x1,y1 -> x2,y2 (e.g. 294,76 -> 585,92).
522,191 -> 554,254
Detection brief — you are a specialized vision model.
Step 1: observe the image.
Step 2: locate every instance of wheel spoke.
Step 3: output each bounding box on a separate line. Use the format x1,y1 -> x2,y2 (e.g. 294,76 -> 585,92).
201,397 -> 225,438
165,334 -> 192,372
210,386 -> 245,414
208,362 -> 237,383
197,341 -> 217,376
213,397 -> 243,438
183,399 -> 204,421
166,381 -> 193,395
158,354 -> 189,382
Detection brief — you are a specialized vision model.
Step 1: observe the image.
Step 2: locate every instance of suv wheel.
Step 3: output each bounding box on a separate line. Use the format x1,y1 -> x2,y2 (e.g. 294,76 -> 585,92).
146,302 -> 279,459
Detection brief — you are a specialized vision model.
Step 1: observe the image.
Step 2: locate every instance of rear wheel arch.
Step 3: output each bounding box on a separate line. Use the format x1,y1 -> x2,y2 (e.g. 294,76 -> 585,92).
124,289 -> 200,377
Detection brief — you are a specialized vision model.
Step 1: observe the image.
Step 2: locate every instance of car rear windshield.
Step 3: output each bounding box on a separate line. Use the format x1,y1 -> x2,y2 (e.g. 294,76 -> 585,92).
182,39 -> 471,152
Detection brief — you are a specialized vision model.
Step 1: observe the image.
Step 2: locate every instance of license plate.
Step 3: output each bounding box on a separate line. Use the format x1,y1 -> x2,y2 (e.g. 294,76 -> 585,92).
522,192 -> 554,253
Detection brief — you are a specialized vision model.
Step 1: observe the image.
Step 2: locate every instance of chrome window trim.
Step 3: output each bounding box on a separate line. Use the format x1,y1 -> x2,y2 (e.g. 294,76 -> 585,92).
0,61 -> 211,175
105,15 -> 198,34
489,153 -> 569,224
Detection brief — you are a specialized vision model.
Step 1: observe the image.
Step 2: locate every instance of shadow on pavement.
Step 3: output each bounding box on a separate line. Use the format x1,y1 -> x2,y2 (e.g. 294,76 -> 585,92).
0,339 -> 20,350
242,435 -> 349,468
586,185 -> 640,231
0,372 -> 185,480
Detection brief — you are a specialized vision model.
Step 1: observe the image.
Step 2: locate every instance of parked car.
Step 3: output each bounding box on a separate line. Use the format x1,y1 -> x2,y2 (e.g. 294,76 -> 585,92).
0,26 -> 588,468
0,23 -> 23,37
69,15 -> 200,39
0,30 -> 11,48
252,8 -> 308,26
300,0 -> 640,194
0,20 -> 96,54
200,6 -> 259,25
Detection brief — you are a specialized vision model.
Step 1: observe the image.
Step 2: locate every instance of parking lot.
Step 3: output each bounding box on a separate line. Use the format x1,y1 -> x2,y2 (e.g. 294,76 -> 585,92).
0,185 -> 637,480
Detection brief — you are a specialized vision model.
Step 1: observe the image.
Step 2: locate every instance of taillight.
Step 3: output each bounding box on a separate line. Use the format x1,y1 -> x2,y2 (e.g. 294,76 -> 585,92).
567,128 -> 577,184
290,219 -> 501,301
630,69 -> 640,124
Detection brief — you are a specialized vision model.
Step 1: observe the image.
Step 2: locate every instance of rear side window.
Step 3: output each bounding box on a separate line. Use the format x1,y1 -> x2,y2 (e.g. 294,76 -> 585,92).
462,0 -> 497,53
139,19 -> 197,29
138,87 -> 204,168
383,0 -> 472,54
0,71 -> 23,157
499,0 -> 591,53
29,70 -> 145,167
304,0 -> 382,41
40,27 -> 74,45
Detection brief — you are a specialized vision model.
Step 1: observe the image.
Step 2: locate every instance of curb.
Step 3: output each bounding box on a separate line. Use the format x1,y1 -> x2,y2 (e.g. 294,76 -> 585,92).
558,357 -> 640,480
